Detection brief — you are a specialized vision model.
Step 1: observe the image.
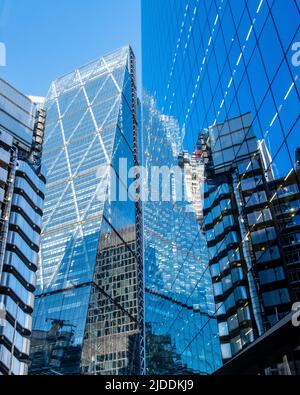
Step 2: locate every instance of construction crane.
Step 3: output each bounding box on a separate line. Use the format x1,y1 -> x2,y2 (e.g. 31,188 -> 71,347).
45,318 -> 76,337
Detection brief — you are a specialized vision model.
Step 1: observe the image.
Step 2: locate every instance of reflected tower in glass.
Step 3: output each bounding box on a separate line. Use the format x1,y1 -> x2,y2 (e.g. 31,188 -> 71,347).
142,0 -> 299,372
28,47 -> 144,375
142,95 -> 222,375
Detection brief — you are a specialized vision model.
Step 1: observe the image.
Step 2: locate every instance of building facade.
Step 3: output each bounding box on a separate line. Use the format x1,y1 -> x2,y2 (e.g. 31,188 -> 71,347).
271,171 -> 300,303
200,112 -> 300,363
142,94 -> 222,375
0,79 -> 46,375
28,47 -> 144,375
178,150 -> 205,222
142,0 -> 299,373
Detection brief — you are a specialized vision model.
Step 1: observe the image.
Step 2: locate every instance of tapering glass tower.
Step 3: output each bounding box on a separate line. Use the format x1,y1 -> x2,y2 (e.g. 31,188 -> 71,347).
142,94 -> 222,374
29,47 -> 144,375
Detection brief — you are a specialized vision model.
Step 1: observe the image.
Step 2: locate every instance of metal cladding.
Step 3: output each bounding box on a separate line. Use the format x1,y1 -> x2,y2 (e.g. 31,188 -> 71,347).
0,79 -> 46,375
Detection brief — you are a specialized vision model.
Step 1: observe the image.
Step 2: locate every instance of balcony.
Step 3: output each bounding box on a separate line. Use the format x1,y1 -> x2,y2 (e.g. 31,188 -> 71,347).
1,272 -> 35,310
14,177 -> 44,211
0,345 -> 28,375
0,128 -> 13,147
12,194 -> 42,229
0,320 -> 31,356
0,295 -> 32,333
17,160 -> 46,194
0,147 -> 10,165
9,212 -> 40,249
6,231 -> 38,269
4,251 -> 36,289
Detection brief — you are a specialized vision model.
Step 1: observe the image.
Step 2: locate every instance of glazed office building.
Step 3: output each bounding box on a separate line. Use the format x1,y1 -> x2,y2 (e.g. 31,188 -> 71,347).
200,113 -> 300,363
28,47 -> 144,375
142,0 -> 299,373
201,117 -> 300,373
0,79 -> 46,375
142,94 -> 222,375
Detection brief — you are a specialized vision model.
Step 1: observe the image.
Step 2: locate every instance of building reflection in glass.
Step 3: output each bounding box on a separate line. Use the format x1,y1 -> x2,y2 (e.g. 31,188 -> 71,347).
142,93 -> 222,374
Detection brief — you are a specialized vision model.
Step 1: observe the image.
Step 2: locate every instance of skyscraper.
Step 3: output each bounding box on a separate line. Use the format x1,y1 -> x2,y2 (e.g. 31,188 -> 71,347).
142,0 -> 299,374
200,112 -> 299,362
178,150 -> 205,222
28,47 -> 144,375
142,94 -> 221,375
0,78 -> 46,375
200,118 -> 300,373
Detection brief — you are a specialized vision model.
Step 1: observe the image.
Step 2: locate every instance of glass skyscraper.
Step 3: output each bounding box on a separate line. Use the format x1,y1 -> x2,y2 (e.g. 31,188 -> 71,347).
142,0 -> 299,373
28,47 -> 144,375
0,79 -> 46,375
142,94 -> 222,374
200,112 -> 299,362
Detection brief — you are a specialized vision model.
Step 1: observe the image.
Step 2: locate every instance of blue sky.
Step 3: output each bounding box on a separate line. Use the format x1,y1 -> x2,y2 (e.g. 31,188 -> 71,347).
0,0 -> 141,97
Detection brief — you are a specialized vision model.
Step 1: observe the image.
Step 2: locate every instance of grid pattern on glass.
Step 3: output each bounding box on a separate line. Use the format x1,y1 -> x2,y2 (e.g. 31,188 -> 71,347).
142,0 -> 300,368
29,46 -> 143,375
142,93 -> 222,374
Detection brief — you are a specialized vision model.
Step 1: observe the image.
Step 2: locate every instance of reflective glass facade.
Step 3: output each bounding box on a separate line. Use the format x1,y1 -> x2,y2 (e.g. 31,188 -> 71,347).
142,0 -> 299,371
29,47 -> 144,375
201,113 -> 296,361
142,95 -> 221,374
